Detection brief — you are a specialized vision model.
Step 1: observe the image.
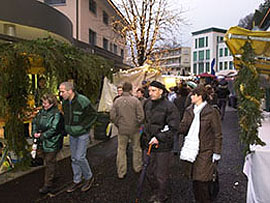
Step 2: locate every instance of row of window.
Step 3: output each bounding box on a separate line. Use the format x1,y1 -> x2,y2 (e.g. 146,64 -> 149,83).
45,0 -> 109,25
89,29 -> 124,57
193,50 -> 210,61
193,61 -> 234,75
219,47 -> 232,57
195,37 -> 208,49
194,36 -> 225,49
218,61 -> 234,71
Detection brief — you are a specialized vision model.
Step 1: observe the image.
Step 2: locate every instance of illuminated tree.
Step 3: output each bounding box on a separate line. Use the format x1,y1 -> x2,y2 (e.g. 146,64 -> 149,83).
112,0 -> 185,67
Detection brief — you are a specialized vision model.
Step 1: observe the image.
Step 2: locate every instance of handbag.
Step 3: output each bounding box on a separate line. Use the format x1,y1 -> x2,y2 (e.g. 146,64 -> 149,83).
209,162 -> 219,201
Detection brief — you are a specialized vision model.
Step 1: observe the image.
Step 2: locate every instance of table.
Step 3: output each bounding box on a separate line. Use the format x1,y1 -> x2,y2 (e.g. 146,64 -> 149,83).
243,112 -> 270,203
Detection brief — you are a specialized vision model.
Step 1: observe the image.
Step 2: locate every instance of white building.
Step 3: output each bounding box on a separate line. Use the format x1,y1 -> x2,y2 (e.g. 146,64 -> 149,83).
153,47 -> 191,75
191,27 -> 235,75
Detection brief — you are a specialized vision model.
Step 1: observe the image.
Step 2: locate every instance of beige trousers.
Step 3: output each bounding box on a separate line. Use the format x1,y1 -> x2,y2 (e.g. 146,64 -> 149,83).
117,132 -> 142,178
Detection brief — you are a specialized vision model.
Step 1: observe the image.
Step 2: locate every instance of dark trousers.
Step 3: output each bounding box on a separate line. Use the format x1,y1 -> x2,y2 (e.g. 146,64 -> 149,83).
193,180 -> 211,203
42,151 -> 57,187
145,150 -> 172,202
217,98 -> 227,119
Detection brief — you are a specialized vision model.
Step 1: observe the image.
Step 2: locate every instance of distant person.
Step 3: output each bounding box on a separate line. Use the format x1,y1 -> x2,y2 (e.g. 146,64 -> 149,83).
59,82 -> 97,193
113,85 -> 123,102
110,82 -> 144,179
141,81 -> 179,202
179,85 -> 222,203
216,76 -> 230,120
32,93 -> 64,194
168,86 -> 177,102
136,87 -> 147,106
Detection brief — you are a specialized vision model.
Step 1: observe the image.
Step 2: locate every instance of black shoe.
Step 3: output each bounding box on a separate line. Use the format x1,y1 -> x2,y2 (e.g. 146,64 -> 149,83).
39,186 -> 52,194
81,177 -> 94,192
66,182 -> 83,193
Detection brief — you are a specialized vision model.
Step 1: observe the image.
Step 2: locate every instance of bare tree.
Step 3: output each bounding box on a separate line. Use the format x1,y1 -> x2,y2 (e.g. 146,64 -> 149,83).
112,0 -> 185,67
238,13 -> 254,30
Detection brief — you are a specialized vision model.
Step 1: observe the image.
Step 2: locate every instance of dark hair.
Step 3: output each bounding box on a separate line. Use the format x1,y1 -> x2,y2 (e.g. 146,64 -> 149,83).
136,87 -> 145,94
192,85 -> 208,101
122,82 -> 133,92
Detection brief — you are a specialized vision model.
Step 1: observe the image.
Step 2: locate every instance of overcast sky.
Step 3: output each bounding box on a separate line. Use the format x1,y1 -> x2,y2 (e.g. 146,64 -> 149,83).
178,0 -> 265,46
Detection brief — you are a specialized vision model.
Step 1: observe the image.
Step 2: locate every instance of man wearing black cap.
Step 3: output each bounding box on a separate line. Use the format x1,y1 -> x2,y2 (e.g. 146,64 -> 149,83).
141,81 -> 179,203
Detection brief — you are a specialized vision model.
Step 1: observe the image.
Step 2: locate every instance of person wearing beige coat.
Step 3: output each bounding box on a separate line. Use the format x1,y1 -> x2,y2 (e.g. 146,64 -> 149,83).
110,82 -> 145,179
179,85 -> 222,203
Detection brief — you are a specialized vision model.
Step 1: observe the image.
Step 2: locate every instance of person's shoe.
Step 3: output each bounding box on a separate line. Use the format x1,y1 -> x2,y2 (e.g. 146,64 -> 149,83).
81,177 -> 94,192
39,186 -> 52,194
66,182 -> 83,193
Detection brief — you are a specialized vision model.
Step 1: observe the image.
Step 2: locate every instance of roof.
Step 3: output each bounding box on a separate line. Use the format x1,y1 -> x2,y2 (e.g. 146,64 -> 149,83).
192,27 -> 227,36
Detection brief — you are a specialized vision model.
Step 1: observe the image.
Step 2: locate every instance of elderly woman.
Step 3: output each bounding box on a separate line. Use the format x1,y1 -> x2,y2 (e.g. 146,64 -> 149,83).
32,93 -> 64,194
179,85 -> 222,203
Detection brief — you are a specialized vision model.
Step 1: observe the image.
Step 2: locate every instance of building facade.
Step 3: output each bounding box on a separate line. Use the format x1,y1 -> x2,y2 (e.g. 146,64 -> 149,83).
40,0 -> 128,66
153,47 -> 191,75
191,27 -> 235,75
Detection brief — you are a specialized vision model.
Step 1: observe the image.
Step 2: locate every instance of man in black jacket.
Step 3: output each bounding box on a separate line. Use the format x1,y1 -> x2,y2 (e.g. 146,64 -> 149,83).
142,81 -> 179,203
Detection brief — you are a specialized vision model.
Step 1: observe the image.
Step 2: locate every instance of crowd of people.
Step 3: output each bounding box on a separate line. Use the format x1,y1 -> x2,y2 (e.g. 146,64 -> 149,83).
30,76 -> 233,203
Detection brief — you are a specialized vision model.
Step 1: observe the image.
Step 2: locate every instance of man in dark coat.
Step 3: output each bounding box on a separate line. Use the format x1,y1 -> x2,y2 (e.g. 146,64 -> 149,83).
141,81 -> 180,203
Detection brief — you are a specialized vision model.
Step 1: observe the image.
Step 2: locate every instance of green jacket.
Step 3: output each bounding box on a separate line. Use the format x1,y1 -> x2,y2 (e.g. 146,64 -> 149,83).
62,92 -> 97,137
32,106 -> 64,153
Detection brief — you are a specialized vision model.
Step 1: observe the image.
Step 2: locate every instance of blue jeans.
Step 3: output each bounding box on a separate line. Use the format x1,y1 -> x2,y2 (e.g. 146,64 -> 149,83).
69,133 -> 92,183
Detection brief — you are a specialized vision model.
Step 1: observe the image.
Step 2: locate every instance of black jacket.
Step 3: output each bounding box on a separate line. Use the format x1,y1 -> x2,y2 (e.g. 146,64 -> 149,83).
142,97 -> 179,152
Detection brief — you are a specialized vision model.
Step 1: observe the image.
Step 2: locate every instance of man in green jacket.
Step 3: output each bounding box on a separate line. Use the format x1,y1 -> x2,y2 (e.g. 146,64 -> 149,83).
59,81 -> 97,193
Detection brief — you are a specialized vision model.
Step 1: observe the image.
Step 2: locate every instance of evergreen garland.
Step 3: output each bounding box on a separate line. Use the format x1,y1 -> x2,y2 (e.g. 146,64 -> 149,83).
234,42 -> 265,154
0,37 -> 113,168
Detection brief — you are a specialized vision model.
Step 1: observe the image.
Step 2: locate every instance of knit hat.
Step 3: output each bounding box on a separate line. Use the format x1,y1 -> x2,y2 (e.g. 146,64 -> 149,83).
149,81 -> 168,93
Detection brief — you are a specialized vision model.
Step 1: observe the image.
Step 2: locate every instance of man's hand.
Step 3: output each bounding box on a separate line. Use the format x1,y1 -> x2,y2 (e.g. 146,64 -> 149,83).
149,137 -> 159,145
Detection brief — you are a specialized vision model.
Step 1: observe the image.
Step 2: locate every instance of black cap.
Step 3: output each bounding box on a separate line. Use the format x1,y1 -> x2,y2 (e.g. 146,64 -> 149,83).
149,81 -> 168,93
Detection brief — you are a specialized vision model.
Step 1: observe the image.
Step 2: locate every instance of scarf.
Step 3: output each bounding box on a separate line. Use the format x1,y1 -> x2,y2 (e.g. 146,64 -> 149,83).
180,101 -> 207,162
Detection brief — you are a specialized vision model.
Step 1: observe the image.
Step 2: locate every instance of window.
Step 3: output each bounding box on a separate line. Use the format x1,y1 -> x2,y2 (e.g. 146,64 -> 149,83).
193,64 -> 197,75
103,11 -> 109,25
229,61 -> 233,69
217,36 -> 219,42
224,61 -> 228,70
199,37 -> 204,48
219,48 -> 223,57
103,38 -> 108,50
121,49 -> 124,58
206,50 -> 210,60
199,50 -> 204,61
44,0 -> 66,4
206,62 -> 210,72
220,36 -> 224,41
109,43 -> 113,52
195,39 -> 198,49
113,44 -> 117,54
206,36 -> 208,47
224,47 -> 228,56
199,63 -> 204,73
193,51 -> 197,61
89,29 -> 96,45
89,0 -> 96,14
219,62 -> 223,70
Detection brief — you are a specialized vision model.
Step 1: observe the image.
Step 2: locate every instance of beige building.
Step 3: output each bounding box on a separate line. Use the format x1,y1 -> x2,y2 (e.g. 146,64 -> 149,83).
40,0 -> 128,65
153,47 -> 191,76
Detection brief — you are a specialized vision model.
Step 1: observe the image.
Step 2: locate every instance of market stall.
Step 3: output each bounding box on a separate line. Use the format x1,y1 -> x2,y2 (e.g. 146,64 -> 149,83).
225,26 -> 270,203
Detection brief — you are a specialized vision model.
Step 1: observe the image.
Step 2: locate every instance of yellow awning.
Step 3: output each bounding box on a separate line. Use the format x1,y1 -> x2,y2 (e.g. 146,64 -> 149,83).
225,26 -> 270,74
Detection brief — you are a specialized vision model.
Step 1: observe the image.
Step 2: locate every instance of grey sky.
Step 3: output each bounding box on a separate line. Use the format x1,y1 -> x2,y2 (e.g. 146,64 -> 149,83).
179,0 -> 265,46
